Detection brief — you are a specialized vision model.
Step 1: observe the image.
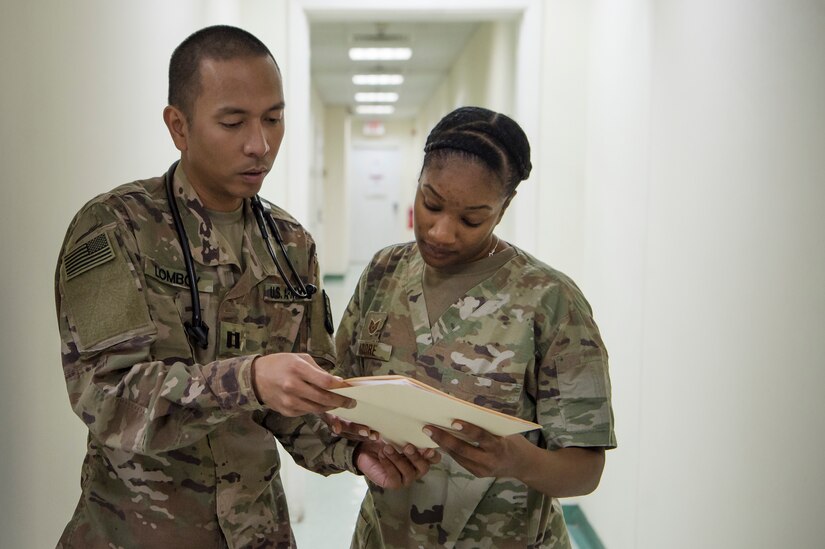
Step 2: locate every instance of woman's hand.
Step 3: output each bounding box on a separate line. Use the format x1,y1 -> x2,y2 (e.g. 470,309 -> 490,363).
423,420 -> 528,479
424,420 -> 606,497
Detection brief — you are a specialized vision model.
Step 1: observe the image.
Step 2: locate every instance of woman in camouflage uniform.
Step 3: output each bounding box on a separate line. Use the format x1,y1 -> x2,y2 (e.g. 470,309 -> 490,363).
335,106 -> 616,548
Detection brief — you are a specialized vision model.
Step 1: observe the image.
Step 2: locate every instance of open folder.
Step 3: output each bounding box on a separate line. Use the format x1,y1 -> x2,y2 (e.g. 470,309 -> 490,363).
328,374 -> 541,448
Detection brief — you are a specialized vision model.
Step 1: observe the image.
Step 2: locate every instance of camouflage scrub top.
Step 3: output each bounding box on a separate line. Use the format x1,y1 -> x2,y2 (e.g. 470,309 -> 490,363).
335,243 -> 616,549
55,167 -> 355,549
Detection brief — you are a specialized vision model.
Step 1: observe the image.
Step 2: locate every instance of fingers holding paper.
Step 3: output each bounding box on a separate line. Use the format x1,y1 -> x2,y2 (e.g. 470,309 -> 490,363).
424,420 -> 529,479
355,440 -> 440,488
251,353 -> 355,416
322,413 -> 380,442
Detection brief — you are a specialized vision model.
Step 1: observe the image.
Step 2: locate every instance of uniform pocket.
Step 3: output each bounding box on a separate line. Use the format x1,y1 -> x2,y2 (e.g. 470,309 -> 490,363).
142,255 -> 205,358
254,281 -> 307,353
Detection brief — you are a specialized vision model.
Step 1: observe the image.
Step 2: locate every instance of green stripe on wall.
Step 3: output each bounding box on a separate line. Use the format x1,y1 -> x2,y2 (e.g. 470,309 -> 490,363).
563,504 -> 605,549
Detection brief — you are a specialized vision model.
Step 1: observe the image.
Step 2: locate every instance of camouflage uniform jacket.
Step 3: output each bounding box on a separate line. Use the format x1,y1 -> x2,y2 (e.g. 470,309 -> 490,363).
335,243 -> 616,549
55,167 -> 356,548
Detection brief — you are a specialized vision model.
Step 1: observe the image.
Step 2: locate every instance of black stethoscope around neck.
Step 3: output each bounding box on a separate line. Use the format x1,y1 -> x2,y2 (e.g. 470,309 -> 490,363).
164,161 -> 317,349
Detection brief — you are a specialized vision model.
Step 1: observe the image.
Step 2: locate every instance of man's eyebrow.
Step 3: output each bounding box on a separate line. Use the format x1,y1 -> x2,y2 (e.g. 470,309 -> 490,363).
215,102 -> 285,116
422,183 -> 493,211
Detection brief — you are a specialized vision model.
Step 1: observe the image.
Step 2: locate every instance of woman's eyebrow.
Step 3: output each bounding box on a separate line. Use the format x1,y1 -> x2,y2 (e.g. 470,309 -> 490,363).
422,183 -> 494,211
422,183 -> 443,200
423,183 -> 493,211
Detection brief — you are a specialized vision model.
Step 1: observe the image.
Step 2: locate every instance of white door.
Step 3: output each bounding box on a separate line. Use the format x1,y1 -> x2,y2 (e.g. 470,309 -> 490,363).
348,146 -> 402,264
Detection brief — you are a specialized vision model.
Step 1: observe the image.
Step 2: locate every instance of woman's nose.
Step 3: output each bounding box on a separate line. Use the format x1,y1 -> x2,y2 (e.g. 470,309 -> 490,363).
427,216 -> 456,245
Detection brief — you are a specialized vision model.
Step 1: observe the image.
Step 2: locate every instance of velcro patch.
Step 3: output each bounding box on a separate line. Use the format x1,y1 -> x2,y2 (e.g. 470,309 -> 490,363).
143,257 -> 215,293
323,289 -> 334,335
220,321 -> 247,355
62,229 -> 154,351
64,232 -> 115,280
355,339 -> 392,361
360,311 -> 388,340
264,283 -> 312,302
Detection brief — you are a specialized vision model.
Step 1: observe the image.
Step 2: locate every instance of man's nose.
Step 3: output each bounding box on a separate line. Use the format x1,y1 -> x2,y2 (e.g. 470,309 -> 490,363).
243,122 -> 271,157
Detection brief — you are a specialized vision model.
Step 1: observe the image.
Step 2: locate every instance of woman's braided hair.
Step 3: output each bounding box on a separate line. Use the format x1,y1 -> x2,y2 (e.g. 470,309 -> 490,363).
422,106 -> 532,195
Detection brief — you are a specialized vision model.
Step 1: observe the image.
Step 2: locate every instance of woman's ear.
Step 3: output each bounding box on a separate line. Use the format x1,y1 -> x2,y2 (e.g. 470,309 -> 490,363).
163,105 -> 189,152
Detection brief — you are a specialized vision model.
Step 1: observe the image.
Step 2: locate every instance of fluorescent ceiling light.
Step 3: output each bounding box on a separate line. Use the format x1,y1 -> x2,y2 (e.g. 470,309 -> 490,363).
352,74 -> 404,86
355,92 -> 399,103
349,47 -> 412,61
356,105 -> 395,115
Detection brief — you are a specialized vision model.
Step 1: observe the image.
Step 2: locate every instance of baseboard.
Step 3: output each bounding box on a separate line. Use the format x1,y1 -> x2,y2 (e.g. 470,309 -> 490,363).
562,504 -> 605,549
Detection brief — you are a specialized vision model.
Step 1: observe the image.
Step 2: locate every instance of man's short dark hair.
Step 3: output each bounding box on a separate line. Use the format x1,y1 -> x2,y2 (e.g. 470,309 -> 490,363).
169,25 -> 276,119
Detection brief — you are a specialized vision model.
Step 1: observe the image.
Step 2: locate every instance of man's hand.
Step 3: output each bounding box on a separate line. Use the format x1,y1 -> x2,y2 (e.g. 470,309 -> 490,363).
251,353 -> 355,416
354,440 -> 440,489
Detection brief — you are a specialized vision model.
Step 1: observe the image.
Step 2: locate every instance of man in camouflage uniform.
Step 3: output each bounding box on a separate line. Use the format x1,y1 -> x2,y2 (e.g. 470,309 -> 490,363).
55,26 -> 430,548
335,107 -> 616,548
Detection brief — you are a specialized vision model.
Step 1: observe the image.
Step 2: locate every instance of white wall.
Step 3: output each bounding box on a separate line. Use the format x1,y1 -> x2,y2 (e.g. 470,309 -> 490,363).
637,1 -> 825,547
0,3 -> 196,546
321,106 -> 352,274
415,20 -> 518,150
0,1 -> 294,546
535,1 -> 825,547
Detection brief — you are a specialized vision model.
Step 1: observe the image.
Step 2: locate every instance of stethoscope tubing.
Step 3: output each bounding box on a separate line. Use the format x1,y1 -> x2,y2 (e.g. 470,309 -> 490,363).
251,195 -> 317,301
164,161 -> 315,349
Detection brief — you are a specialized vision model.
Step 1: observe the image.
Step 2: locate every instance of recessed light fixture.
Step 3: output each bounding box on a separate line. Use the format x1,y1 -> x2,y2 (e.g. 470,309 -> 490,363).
355,92 -> 399,103
348,47 -> 412,61
356,105 -> 395,115
352,74 -> 404,86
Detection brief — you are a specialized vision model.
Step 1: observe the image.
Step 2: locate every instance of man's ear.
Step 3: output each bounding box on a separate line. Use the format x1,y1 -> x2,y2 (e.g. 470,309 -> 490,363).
497,190 -> 517,224
163,105 -> 188,152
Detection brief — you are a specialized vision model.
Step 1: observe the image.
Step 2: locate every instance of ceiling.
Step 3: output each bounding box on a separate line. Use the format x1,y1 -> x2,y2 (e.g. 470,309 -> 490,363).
309,21 -> 480,120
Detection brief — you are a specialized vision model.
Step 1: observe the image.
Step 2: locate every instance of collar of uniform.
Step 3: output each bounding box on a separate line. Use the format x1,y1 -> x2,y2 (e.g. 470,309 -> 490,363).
240,198 -> 280,280
172,165 -> 239,267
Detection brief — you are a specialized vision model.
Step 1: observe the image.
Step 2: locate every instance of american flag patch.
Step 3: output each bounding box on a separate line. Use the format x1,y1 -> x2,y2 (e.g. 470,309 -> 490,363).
64,232 -> 116,280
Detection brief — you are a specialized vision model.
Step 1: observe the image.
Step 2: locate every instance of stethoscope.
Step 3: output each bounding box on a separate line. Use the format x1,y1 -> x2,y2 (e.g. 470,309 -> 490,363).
164,161 -> 317,349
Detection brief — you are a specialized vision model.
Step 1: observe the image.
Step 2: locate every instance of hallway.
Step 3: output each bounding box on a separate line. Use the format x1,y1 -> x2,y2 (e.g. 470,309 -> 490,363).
2,1 -> 824,547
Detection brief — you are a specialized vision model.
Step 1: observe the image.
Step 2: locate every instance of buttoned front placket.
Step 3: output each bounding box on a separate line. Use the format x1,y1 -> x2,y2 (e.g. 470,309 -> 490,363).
173,168 -> 277,545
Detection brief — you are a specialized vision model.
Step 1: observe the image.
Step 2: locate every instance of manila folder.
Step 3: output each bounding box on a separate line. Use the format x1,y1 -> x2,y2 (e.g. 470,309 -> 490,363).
329,374 -> 541,448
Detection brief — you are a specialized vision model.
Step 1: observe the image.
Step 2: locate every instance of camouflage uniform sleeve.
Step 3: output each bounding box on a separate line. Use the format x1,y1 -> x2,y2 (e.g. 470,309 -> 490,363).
56,201 -> 265,455
263,413 -> 358,475
535,285 -> 617,450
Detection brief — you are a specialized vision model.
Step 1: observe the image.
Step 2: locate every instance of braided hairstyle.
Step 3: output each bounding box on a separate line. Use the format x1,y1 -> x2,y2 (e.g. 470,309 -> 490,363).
422,106 -> 532,196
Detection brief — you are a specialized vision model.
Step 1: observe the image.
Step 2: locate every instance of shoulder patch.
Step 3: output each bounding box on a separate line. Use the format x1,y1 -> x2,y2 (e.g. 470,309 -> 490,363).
62,229 -> 154,351
64,232 -> 115,280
